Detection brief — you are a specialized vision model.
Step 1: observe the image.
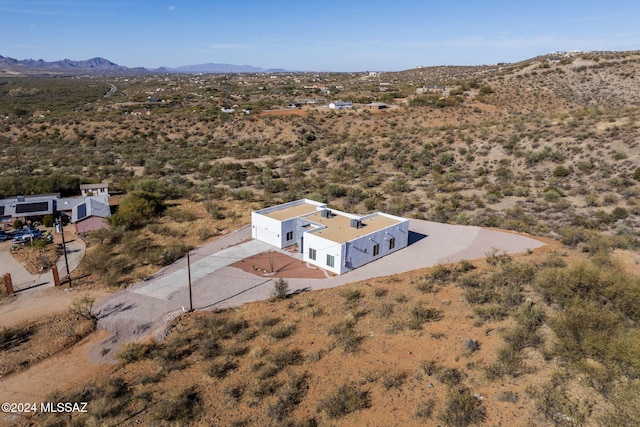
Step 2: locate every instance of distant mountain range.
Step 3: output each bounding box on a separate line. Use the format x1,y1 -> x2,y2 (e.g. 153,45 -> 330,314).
0,54 -> 286,75
161,63 -> 287,73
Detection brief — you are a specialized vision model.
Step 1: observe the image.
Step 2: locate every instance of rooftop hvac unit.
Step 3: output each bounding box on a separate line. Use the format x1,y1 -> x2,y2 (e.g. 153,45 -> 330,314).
350,219 -> 362,229
320,209 -> 331,218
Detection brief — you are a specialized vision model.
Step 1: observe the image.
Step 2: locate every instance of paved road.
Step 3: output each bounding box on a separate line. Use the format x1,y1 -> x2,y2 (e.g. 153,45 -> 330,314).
91,220 -> 545,361
0,237 -> 85,293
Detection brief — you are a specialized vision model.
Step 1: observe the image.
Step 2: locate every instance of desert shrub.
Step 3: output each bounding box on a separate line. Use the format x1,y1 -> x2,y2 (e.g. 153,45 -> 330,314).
553,165 -> 571,177
503,305 -> 546,352
159,242 -> 192,266
205,358 -> 237,379
328,320 -> 363,353
373,287 -> 388,297
428,264 -> 453,283
110,190 -> 163,230
438,386 -> 486,427
419,359 -> 442,377
69,296 -> 98,325
527,375 -> 589,426
268,324 -> 297,340
456,260 -> 475,273
408,302 -> 443,330
266,373 -> 309,421
340,288 -> 363,306
204,201 -> 226,219
268,348 -> 303,370
464,287 -> 498,305
318,382 -> 369,419
473,305 -> 508,322
116,342 -> 152,364
496,391 -> 519,403
485,247 -> 511,265
164,206 -> 198,222
42,214 -> 54,227
91,377 -> 131,420
381,370 -> 407,390
271,278 -> 289,300
201,315 -> 249,340
464,338 -> 481,356
437,368 -> 464,386
414,399 -> 436,419
597,380 -> 640,427
377,302 -> 395,319
150,388 -> 201,423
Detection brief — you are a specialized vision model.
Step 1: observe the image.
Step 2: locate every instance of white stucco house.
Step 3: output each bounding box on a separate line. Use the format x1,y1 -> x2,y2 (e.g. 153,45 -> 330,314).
251,199 -> 410,275
328,100 -> 353,110
80,183 -> 109,197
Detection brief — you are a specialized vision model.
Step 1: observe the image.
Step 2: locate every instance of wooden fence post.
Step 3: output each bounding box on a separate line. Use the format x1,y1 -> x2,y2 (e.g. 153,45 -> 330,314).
4,273 -> 14,296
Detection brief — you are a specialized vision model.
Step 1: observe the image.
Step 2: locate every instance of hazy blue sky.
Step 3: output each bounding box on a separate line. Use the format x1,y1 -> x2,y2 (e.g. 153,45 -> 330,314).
1,0 -> 639,71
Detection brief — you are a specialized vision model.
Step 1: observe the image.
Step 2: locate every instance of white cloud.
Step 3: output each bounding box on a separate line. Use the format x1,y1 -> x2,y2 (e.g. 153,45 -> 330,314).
168,5 -> 176,11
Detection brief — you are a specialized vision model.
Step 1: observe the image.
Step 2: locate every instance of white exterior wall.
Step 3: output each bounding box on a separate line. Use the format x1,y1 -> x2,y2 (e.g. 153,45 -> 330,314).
343,217 -> 409,273
302,216 -> 409,275
251,212 -> 283,248
280,218 -> 299,248
251,199 -> 326,249
303,232 -> 344,275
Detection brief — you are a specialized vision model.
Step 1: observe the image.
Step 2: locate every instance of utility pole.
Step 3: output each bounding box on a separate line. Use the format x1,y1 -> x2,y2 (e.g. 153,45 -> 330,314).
57,217 -> 72,287
187,251 -> 193,312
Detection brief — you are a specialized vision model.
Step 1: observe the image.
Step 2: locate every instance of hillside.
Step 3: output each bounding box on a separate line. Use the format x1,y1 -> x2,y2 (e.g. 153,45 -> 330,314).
1,50 -> 639,426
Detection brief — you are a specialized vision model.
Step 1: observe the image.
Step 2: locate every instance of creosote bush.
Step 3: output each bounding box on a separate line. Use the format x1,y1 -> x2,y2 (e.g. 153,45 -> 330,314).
318,382 -> 369,419
438,386 -> 487,427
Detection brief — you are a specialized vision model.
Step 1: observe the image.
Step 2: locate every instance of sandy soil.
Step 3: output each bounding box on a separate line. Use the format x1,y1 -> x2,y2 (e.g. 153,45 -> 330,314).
257,109 -> 308,117
0,286 -> 112,329
0,330 -> 112,405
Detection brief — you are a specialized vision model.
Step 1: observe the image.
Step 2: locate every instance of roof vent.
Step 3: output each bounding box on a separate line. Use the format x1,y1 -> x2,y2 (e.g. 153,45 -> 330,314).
17,195 -> 25,202
350,219 -> 362,229
320,209 -> 331,218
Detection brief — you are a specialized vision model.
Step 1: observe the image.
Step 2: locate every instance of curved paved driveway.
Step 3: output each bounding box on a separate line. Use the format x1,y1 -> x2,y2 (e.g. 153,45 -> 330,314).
0,238 -> 85,292
91,220 -> 544,361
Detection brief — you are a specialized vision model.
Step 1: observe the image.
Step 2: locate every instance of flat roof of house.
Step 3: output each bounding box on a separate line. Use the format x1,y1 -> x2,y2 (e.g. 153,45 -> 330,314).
263,202 -> 321,221
80,183 -> 109,189
306,211 -> 403,244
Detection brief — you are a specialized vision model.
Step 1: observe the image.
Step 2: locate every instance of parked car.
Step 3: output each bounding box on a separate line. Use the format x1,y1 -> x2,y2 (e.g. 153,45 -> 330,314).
0,231 -> 10,241
13,229 -> 42,244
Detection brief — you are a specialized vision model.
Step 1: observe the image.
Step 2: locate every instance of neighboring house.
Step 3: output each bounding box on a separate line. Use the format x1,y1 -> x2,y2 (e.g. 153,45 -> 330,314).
294,98 -> 327,105
252,199 -> 409,275
416,85 -> 446,95
0,194 -> 59,223
73,197 -> 111,234
80,183 -> 109,197
328,100 -> 353,110
0,186 -> 111,232
57,194 -> 111,233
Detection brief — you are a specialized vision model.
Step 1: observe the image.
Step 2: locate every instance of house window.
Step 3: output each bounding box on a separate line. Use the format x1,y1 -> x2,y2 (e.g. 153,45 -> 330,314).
309,248 -> 316,260
286,231 -> 293,241
389,238 -> 395,250
373,243 -> 380,256
327,254 -> 335,268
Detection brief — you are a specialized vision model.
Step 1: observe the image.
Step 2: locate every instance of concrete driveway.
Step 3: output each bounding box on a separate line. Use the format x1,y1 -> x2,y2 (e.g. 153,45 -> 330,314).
0,238 -> 85,293
91,220 -> 544,361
